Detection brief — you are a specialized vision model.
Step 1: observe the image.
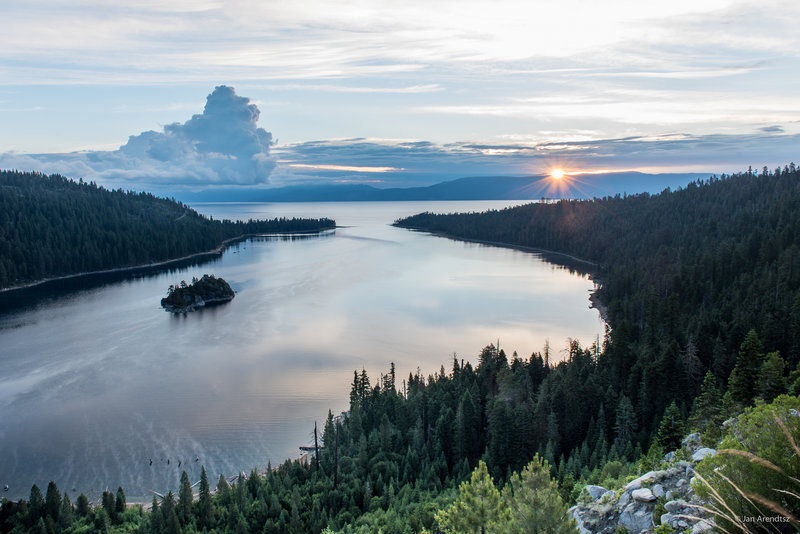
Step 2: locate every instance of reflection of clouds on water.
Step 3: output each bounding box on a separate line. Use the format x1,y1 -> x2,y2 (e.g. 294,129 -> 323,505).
0,201 -> 603,501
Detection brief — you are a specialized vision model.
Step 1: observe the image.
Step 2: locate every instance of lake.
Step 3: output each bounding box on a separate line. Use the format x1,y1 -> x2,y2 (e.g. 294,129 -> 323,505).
0,201 -> 604,502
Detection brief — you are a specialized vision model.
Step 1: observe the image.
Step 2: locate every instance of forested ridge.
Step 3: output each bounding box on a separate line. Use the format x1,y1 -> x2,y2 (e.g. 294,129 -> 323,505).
0,170 -> 335,290
397,166 -> 800,408
3,166 -> 800,533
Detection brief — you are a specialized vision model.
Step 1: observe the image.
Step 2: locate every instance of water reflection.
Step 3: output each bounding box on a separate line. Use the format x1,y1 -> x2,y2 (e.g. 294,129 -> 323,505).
0,230 -> 334,315
0,201 -> 603,501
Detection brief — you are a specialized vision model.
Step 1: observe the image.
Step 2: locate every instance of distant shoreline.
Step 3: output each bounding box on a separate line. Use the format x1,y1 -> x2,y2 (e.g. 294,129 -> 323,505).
0,228 -> 335,294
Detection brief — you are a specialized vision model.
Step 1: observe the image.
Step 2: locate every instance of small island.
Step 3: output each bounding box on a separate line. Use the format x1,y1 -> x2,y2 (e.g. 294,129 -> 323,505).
161,274 -> 235,312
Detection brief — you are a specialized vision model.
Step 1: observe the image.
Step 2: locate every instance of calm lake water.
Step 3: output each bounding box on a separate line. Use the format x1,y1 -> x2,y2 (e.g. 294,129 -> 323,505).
0,201 -> 604,501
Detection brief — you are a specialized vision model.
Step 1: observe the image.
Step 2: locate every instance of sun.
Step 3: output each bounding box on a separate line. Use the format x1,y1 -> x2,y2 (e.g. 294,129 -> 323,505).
550,168 -> 565,180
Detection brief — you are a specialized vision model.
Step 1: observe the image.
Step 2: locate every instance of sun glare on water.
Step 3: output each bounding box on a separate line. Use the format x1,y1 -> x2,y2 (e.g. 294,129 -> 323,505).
550,168 -> 565,180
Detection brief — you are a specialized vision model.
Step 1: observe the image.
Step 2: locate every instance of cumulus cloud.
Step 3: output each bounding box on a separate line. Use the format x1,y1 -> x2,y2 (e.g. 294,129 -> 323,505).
0,86 -> 276,190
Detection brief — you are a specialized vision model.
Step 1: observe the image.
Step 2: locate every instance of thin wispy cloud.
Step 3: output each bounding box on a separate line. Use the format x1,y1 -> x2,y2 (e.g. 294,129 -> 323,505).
2,0 -> 795,85
262,83 -> 443,94
286,164 -> 402,173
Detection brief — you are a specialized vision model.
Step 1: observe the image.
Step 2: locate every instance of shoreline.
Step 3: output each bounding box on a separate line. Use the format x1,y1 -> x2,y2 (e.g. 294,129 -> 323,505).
396,225 -> 609,324
0,228 -> 335,294
588,288 -> 609,325
395,225 -> 598,267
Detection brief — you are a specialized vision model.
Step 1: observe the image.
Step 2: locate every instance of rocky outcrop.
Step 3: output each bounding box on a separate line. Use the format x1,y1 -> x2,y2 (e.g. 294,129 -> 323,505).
161,274 -> 235,312
569,435 -> 716,533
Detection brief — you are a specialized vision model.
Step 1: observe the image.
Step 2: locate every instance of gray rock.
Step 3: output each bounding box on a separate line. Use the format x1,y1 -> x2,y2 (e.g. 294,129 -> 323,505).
632,488 -> 657,502
625,470 -> 663,491
665,499 -> 689,513
568,507 -> 592,534
584,484 -> 609,501
570,458 -> 714,534
620,505 -> 653,533
722,417 -> 736,428
692,448 -> 717,462
692,519 -> 715,533
682,432 -> 702,451
664,450 -> 676,462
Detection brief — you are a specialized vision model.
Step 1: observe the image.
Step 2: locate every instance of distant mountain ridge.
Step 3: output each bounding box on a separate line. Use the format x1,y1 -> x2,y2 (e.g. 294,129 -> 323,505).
178,172 -> 711,202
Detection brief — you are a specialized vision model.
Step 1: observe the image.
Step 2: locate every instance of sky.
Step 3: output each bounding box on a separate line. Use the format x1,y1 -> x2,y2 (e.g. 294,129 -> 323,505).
1,0 -> 800,192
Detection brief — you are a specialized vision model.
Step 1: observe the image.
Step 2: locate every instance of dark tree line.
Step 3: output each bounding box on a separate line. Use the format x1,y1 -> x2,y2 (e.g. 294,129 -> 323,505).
0,170 -> 335,290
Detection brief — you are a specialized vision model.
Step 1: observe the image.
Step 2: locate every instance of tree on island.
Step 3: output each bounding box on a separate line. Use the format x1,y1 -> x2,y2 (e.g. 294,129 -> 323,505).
161,274 -> 235,312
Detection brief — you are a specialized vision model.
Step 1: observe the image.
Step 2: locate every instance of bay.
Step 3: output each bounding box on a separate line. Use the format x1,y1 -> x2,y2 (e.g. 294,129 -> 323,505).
0,201 -> 604,501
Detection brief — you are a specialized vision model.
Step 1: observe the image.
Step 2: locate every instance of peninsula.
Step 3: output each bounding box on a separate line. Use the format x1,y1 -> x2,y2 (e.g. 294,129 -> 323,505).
0,170 -> 336,291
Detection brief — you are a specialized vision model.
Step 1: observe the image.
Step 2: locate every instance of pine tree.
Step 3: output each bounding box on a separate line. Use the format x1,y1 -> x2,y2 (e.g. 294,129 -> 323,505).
94,509 -> 110,534
102,490 -> 117,523
197,466 -> 213,530
455,388 -> 480,464
115,486 -> 127,518
235,514 -> 249,534
45,481 -> 60,522
29,484 -> 45,526
758,351 -> 787,402
216,474 -> 231,509
728,329 -> 764,406
614,395 -> 637,448
689,371 -> 723,441
161,492 -> 181,534
350,370 -> 361,408
59,492 -> 73,529
502,455 -> 575,534
435,461 -> 510,534
488,401 -> 514,478
178,470 -> 193,526
149,496 -> 162,534
289,488 -> 302,531
76,494 -> 90,517
656,401 -> 684,451
683,337 -> 703,390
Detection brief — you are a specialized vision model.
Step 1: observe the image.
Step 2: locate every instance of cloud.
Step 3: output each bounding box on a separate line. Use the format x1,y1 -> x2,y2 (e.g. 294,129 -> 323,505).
4,0 -> 793,87
0,86 -> 276,189
3,92 -> 799,193
287,163 -> 402,173
272,132 -> 800,187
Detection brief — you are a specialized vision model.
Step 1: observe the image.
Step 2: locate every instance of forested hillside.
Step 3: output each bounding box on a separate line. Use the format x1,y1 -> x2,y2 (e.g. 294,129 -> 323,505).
0,170 -> 335,290
397,166 -> 800,415
3,166 -> 800,533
